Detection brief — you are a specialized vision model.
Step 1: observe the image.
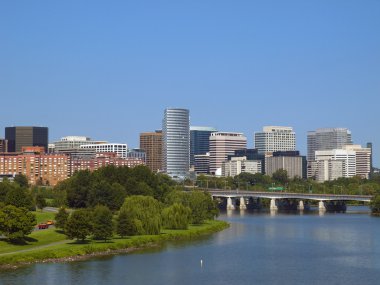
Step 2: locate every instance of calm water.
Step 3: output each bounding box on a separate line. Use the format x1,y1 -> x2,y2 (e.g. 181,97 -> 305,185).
1,207 -> 380,285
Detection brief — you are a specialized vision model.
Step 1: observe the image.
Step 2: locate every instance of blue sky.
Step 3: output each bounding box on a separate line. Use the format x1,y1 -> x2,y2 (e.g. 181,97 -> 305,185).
0,1 -> 379,165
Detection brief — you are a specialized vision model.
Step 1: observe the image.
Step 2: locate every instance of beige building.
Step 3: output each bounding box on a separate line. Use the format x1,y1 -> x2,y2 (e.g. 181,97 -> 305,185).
209,132 -> 247,175
343,145 -> 371,179
265,156 -> 304,179
254,126 -> 296,155
140,131 -> 163,172
222,157 -> 262,177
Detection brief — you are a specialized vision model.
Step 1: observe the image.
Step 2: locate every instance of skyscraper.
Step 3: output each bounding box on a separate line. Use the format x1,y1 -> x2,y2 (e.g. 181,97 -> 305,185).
307,128 -> 352,161
5,126 -> 48,152
367,142 -> 373,178
162,108 -> 190,179
209,132 -> 247,175
190,126 -> 217,167
254,126 -> 296,155
140,130 -> 163,172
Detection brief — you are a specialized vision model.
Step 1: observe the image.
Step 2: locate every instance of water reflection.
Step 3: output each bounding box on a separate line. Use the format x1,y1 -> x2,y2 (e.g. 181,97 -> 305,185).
2,207 -> 380,285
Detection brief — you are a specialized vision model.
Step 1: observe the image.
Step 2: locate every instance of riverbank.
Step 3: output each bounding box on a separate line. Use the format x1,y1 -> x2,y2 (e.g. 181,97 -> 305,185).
0,220 -> 229,270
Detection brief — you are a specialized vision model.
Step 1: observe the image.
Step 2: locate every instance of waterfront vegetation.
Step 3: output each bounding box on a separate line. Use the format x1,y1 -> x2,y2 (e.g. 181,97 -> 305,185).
0,219 -> 228,268
0,166 -> 227,267
1,166 -> 380,267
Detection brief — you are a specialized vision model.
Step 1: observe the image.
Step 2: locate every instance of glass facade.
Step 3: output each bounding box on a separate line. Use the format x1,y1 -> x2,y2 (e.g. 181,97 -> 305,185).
307,128 -> 352,161
5,126 -> 48,152
162,108 -> 190,179
190,126 -> 217,167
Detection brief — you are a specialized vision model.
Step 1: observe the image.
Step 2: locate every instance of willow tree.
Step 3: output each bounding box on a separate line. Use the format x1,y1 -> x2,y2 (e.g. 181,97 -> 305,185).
120,195 -> 162,235
162,203 -> 192,230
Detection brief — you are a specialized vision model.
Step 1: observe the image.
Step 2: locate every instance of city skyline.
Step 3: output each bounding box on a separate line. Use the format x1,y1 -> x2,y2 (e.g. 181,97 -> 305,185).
1,1 -> 379,165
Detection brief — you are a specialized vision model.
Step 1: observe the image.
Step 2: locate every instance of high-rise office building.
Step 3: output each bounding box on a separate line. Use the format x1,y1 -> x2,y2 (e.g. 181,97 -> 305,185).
367,142 -> 373,178
209,132 -> 247,175
194,153 -> 210,174
162,108 -> 190,179
254,126 -> 296,155
227,148 -> 265,173
265,151 -> 307,179
307,128 -> 352,161
140,131 -> 163,172
190,126 -> 217,167
314,149 -> 356,179
344,145 -> 371,179
5,126 -> 48,152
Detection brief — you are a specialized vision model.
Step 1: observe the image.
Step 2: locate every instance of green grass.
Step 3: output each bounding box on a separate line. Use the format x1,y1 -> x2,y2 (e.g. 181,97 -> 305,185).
33,211 -> 56,224
0,228 -> 67,254
0,220 -> 229,267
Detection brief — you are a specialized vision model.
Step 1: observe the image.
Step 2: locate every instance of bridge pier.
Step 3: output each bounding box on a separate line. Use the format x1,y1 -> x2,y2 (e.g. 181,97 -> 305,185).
297,200 -> 305,211
270,198 -> 278,211
318,201 -> 326,211
240,197 -> 247,210
227,197 -> 235,210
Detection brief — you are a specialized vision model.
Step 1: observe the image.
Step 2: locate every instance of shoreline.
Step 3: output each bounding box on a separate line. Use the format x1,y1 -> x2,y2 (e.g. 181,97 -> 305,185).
0,220 -> 229,271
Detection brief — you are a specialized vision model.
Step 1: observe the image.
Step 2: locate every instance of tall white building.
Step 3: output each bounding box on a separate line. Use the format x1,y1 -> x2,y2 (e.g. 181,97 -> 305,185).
309,160 -> 344,183
222,157 -> 262,177
314,149 -> 356,180
307,128 -> 352,161
162,108 -> 190,179
80,143 -> 128,158
209,132 -> 247,175
254,126 -> 296,155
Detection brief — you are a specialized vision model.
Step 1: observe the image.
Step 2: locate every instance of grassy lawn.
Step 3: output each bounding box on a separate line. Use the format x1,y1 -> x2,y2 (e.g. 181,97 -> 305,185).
33,211 -> 56,224
0,220 -> 229,266
0,228 -> 67,255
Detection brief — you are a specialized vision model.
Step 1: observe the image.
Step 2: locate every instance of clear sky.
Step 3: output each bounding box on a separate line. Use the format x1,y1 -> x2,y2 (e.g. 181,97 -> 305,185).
0,1 -> 379,166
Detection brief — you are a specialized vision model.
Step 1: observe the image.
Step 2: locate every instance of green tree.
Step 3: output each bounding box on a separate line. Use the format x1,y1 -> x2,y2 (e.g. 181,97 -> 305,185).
120,196 -> 162,235
162,203 -> 192,230
370,194 -> 380,216
92,205 -> 113,242
5,185 -> 34,210
14,174 -> 29,188
55,207 -> 69,230
0,205 -> 36,242
187,191 -> 218,224
116,209 -> 135,238
65,209 -> 93,242
35,194 -> 47,211
65,170 -> 93,208
0,181 -> 11,203
272,169 -> 289,185
88,181 -> 126,210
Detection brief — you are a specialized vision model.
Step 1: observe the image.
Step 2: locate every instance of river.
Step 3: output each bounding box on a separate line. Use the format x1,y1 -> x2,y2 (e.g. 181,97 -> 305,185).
1,206 -> 380,285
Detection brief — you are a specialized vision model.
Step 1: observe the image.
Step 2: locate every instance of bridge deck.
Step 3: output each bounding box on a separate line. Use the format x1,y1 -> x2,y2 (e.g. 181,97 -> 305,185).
207,189 -> 372,202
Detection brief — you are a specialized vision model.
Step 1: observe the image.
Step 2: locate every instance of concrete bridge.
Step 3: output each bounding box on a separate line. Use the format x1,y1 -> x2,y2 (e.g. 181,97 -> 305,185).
206,189 -> 372,211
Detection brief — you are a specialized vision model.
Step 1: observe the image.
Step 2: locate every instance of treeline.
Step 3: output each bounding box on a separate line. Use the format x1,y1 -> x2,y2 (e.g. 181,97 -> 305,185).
56,191 -> 218,242
51,165 -> 219,242
54,165 -> 176,210
194,171 -> 380,196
